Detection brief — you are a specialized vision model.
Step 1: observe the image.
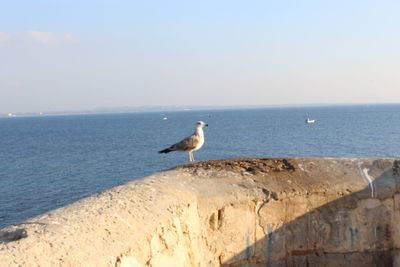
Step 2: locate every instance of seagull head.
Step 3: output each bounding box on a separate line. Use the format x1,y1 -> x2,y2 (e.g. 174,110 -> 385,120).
196,121 -> 208,128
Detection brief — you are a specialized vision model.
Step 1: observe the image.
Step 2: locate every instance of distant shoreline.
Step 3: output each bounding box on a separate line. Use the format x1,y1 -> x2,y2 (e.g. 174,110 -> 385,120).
1,102 -> 400,118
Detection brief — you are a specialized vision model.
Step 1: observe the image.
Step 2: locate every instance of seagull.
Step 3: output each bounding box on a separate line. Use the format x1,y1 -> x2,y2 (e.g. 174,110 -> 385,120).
159,121 -> 208,162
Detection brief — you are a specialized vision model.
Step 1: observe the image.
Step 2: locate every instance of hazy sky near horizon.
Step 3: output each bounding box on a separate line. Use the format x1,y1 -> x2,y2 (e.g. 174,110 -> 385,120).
1,1 -> 399,113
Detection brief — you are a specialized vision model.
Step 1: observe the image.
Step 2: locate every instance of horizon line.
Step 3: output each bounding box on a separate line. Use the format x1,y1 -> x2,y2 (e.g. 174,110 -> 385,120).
1,102 -> 400,117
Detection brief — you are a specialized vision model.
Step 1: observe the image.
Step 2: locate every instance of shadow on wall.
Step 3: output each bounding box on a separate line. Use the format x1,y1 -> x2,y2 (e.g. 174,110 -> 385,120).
222,160 -> 400,267
0,228 -> 27,243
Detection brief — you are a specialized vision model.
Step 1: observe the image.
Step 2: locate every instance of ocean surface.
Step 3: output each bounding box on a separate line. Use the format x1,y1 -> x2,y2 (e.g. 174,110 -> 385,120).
1,104 -> 400,228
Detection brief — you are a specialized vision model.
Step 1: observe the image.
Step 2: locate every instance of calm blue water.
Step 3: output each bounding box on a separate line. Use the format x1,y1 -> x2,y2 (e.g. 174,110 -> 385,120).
1,104 -> 399,228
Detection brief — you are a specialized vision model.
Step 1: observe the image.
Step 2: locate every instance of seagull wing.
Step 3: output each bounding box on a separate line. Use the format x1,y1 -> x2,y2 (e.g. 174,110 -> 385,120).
170,134 -> 200,152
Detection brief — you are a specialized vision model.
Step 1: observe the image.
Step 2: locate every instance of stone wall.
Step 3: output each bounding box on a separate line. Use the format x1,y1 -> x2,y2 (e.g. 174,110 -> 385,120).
1,158 -> 399,266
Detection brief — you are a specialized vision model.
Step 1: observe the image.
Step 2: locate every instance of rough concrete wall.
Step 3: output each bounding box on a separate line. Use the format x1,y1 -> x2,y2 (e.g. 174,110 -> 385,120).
0,158 -> 399,267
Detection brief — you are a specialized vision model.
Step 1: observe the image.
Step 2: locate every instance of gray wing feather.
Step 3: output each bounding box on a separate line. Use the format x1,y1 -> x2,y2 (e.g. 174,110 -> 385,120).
170,135 -> 200,152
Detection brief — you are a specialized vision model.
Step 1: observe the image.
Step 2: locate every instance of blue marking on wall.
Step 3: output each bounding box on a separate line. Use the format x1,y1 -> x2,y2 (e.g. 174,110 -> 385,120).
246,228 -> 252,258
267,224 -> 273,267
349,227 -> 358,250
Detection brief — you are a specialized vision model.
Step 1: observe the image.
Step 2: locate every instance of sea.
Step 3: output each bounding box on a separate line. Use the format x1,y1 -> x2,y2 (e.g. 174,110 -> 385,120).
1,104 -> 399,229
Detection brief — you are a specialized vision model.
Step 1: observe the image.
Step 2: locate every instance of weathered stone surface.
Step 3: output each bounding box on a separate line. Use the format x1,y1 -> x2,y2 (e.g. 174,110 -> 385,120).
0,158 -> 399,266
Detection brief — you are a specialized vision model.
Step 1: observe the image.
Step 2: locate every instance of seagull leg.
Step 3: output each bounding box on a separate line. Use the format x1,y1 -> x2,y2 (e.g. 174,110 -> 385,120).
192,153 -> 196,162
189,151 -> 195,162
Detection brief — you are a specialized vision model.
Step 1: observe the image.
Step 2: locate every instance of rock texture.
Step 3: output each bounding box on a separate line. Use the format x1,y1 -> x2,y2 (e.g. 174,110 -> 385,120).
0,158 -> 399,266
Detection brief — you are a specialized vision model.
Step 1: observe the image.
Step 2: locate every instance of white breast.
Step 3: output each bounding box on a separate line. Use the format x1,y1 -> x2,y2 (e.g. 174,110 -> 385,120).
192,129 -> 205,151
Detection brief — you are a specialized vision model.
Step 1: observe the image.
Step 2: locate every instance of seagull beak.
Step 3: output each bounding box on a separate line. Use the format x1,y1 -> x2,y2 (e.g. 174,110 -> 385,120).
205,123 -> 208,127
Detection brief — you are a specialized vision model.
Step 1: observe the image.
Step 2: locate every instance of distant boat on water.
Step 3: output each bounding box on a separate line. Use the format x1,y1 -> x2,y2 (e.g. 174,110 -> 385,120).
306,118 -> 316,124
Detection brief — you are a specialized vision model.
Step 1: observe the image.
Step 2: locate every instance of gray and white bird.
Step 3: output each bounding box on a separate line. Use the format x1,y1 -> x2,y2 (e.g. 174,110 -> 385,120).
159,121 -> 208,162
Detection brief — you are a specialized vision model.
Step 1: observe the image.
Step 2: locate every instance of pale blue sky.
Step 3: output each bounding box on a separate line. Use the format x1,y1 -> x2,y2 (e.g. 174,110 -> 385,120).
1,0 -> 399,113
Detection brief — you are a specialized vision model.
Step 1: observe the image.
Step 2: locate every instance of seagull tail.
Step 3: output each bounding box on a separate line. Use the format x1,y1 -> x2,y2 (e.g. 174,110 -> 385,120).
159,148 -> 172,154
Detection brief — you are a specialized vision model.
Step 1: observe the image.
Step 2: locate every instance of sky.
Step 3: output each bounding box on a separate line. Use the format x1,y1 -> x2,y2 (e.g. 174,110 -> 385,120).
1,0 -> 399,113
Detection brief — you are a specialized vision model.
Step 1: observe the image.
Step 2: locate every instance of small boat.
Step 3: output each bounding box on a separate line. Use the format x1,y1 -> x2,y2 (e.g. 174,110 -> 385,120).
163,117 -> 168,120
306,118 -> 316,124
